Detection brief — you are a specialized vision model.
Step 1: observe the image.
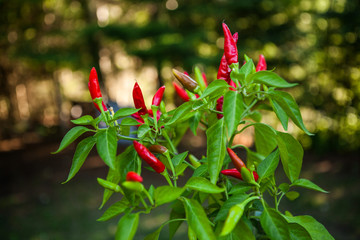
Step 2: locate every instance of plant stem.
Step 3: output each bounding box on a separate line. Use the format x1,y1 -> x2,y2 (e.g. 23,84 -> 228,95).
143,189 -> 154,206
162,171 -> 174,187
162,130 -> 178,154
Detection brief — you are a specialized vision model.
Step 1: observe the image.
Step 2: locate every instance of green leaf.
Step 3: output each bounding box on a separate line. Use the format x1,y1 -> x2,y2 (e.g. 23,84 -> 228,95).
118,145 -> 139,181
240,59 -> 255,80
228,183 -> 251,195
169,200 -> 185,240
137,124 -> 150,138
214,193 -> 248,222
217,219 -> 255,240
279,183 -> 290,193
96,127 -> 117,170
52,126 -> 90,154
199,80 -> 229,99
288,223 -> 312,240
181,198 -> 216,240
223,91 -> 244,136
285,191 -> 300,201
193,164 -> 208,177
206,118 -> 226,184
257,149 -> 280,181
121,117 -> 142,126
185,177 -> 224,194
268,90 -> 312,135
113,108 -> 140,119
97,198 -> 129,222
270,98 -> 288,131
171,151 -> 188,167
250,71 -> 298,88
284,215 -> 334,240
276,131 -> 303,183
154,186 -> 185,206
166,102 -> 193,125
290,179 -> 328,193
115,212 -> 139,240
71,115 -> 95,126
144,226 -> 163,240
63,136 -> 96,183
253,123 -> 277,156
189,112 -> 201,135
260,208 -> 289,240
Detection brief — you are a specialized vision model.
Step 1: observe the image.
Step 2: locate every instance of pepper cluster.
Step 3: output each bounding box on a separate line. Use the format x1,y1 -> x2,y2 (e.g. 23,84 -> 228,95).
131,82 -> 165,125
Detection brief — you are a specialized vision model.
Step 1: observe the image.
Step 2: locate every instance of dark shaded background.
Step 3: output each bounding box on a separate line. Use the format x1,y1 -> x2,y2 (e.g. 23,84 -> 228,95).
1,0 -> 359,239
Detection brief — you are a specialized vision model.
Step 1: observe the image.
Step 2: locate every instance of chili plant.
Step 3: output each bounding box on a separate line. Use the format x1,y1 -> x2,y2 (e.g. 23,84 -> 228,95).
53,22 -> 333,240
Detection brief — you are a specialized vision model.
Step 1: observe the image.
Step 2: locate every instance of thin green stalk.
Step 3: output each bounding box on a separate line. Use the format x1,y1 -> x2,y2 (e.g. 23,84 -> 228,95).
162,171 -> 174,187
162,130 -> 178,154
139,195 -> 148,209
143,189 -> 154,206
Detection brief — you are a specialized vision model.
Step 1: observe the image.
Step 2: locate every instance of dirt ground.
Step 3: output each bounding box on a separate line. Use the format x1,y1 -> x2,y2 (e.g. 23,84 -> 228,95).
0,135 -> 359,240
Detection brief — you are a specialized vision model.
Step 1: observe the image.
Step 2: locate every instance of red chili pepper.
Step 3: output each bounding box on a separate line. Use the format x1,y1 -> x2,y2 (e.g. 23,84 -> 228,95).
126,171 -> 143,182
172,69 -> 199,92
217,33 -> 239,83
229,80 -> 237,90
221,168 -> 259,182
222,23 -> 238,65
227,147 -> 246,171
256,54 -> 267,72
133,141 -> 165,173
152,86 -> 165,107
216,96 -> 224,119
132,82 -> 148,115
88,67 -> 108,112
131,112 -> 145,126
173,82 -> 190,102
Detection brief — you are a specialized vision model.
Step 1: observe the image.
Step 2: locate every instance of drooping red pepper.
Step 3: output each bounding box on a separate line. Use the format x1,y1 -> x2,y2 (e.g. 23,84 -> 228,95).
173,82 -> 190,102
216,96 -> 224,119
221,168 -> 259,182
132,82 -> 148,115
172,69 -> 199,92
133,141 -> 165,173
126,171 -> 143,182
88,67 -> 108,112
227,147 -> 246,171
256,54 -> 267,72
222,23 -> 238,65
152,86 -> 165,107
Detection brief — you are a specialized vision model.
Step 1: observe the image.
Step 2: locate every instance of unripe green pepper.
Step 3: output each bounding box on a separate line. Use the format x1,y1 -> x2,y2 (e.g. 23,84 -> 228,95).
194,66 -> 207,91
97,178 -> 122,193
122,181 -> 144,192
241,167 -> 254,183
189,154 -> 201,168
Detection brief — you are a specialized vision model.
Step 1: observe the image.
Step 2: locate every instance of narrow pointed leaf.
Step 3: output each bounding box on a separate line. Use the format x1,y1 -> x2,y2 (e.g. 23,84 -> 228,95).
223,91 -> 244,136
115,213 -> 139,240
199,80 -> 228,99
96,127 -> 117,170
71,115 -> 95,126
185,177 -> 224,194
269,90 -> 312,135
52,126 -> 90,154
284,215 -> 334,240
254,123 -> 277,156
114,108 -> 140,119
257,149 -> 280,181
270,98 -> 288,130
154,186 -> 185,206
63,136 -> 96,183
182,198 -> 216,240
291,179 -> 328,193
206,118 -> 226,184
97,198 -> 129,221
250,71 -> 298,88
276,131 -> 303,183
260,208 -> 289,240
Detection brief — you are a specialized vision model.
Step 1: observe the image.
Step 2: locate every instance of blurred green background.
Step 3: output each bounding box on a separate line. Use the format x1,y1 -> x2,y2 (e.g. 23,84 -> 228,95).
0,0 -> 359,239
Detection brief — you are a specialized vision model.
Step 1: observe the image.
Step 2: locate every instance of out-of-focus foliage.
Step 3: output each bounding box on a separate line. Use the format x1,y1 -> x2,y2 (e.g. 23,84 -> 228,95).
1,0 -> 359,152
